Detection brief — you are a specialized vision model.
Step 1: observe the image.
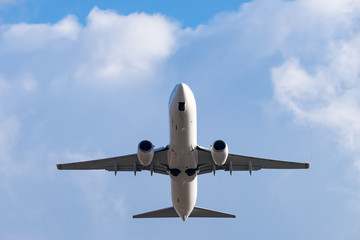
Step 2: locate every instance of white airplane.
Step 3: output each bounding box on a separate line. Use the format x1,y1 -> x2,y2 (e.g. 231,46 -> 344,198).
57,83 -> 309,221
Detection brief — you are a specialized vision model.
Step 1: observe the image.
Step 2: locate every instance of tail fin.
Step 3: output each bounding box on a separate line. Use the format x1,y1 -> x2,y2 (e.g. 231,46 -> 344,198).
133,206 -> 235,219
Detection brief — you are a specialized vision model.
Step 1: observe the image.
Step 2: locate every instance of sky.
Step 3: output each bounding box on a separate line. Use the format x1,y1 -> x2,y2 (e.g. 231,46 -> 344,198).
1,0 -> 360,239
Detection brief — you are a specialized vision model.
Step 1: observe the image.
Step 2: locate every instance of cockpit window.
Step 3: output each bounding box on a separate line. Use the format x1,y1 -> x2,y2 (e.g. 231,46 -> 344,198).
178,102 -> 185,111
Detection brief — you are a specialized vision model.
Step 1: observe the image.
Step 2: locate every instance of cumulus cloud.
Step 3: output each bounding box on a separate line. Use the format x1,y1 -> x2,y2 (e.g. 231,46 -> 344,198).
1,15 -> 81,52
75,7 -> 179,84
272,50 -> 360,152
162,0 -> 360,169
0,7 -> 180,208
174,0 -> 360,173
0,7 -> 179,174
270,0 -> 360,161
0,7 -> 179,87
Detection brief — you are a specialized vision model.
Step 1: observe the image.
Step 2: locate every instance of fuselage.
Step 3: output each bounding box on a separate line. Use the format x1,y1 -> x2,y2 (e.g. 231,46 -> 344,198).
168,83 -> 198,221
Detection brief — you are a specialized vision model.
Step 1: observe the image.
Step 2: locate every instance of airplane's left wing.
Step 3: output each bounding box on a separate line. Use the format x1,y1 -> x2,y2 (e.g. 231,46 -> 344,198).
57,146 -> 169,175
196,146 -> 309,175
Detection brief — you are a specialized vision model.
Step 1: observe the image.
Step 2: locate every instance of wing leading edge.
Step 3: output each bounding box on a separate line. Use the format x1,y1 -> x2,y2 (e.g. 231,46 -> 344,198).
196,146 -> 309,175
57,146 -> 169,175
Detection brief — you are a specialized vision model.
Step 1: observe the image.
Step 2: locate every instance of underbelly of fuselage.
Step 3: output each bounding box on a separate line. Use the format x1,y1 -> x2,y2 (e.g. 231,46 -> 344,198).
168,145 -> 198,217
171,177 -> 197,220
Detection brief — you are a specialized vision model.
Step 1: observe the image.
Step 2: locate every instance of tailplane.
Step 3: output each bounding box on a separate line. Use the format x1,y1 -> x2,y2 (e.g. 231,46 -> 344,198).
133,206 -> 235,219
133,207 -> 178,218
190,207 -> 235,218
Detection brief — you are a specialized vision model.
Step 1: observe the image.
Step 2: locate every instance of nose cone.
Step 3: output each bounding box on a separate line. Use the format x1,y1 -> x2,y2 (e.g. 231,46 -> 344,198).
177,83 -> 187,91
169,83 -> 192,106
175,83 -> 187,99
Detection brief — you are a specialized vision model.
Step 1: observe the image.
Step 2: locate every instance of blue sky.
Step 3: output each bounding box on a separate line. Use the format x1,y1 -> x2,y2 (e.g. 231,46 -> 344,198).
1,0 -> 360,239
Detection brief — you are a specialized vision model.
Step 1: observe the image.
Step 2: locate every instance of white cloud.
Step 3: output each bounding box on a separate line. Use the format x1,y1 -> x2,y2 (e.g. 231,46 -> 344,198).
270,0 -> 360,164
0,8 -> 179,217
75,7 -> 179,84
1,15 -> 81,52
0,7 -> 179,87
171,0 -> 360,182
272,54 -> 360,151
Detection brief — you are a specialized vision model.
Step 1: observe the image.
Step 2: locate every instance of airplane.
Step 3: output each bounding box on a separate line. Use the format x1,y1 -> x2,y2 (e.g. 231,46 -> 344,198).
57,83 -> 310,221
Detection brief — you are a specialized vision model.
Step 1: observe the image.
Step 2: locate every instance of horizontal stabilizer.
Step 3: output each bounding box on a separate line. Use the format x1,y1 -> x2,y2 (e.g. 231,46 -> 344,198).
190,207 -> 235,218
133,206 -> 235,219
133,207 -> 178,218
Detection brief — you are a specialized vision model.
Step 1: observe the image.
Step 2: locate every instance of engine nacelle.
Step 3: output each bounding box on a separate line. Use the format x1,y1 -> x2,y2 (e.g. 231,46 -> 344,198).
137,140 -> 154,166
211,140 -> 228,166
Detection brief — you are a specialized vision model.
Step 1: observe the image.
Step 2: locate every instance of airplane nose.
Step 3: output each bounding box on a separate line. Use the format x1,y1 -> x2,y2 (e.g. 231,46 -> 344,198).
178,83 -> 186,90
176,83 -> 186,97
169,82 -> 194,107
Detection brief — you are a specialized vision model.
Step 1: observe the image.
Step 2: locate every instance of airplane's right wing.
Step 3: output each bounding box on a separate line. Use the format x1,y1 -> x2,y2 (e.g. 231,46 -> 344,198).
196,146 -> 309,175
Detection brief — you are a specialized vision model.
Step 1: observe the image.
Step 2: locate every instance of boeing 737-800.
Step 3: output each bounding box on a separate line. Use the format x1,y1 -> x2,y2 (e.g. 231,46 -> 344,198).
57,83 -> 309,221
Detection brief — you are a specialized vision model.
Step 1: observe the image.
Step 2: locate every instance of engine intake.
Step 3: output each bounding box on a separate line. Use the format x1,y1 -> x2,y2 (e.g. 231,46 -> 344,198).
211,140 -> 228,166
137,140 -> 154,166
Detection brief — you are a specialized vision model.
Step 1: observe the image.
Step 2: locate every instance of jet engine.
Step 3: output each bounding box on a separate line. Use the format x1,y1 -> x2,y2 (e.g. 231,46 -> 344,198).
211,140 -> 228,166
137,140 -> 154,166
